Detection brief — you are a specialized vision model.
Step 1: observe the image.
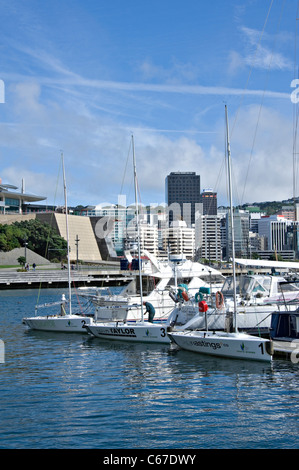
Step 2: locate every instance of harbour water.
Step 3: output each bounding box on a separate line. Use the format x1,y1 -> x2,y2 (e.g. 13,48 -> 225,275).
0,288 -> 298,450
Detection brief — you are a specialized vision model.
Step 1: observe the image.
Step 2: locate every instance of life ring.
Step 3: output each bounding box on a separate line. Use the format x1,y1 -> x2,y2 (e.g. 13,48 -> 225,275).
215,291 -> 224,309
198,300 -> 208,313
182,291 -> 189,302
177,283 -> 188,299
195,291 -> 204,303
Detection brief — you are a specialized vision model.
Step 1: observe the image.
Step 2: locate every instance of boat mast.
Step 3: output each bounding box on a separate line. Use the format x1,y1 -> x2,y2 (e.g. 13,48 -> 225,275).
225,105 -> 238,332
61,152 -> 72,315
132,135 -> 144,322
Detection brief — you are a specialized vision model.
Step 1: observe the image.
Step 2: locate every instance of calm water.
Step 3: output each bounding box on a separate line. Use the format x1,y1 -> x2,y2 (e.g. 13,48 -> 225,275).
0,288 -> 298,450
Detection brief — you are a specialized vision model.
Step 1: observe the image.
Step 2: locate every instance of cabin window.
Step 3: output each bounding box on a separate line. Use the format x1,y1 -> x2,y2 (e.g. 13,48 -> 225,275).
136,276 -> 158,295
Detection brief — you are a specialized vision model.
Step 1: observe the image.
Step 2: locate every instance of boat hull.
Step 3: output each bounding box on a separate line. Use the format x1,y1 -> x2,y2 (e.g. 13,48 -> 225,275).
85,321 -> 170,343
23,315 -> 92,333
170,304 -> 281,335
168,330 -> 272,362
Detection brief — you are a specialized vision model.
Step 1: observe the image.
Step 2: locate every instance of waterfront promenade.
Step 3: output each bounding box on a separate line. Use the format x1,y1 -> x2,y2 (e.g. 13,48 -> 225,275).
0,263 -> 129,289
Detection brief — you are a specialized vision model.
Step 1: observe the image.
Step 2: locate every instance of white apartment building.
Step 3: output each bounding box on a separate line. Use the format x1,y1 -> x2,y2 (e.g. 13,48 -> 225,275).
196,214 -> 222,261
162,220 -> 195,259
126,221 -> 159,256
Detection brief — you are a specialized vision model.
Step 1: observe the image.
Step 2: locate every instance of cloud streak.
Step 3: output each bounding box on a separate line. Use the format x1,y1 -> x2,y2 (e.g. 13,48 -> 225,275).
3,43 -> 290,101
4,70 -> 290,100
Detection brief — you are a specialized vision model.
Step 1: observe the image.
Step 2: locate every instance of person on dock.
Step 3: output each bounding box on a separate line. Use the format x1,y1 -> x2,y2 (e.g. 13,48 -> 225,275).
143,301 -> 155,323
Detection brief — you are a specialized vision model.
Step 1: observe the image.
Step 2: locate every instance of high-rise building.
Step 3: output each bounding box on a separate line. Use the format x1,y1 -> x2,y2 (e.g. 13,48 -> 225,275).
165,172 -> 201,226
258,215 -> 288,252
196,214 -> 222,261
226,209 -> 250,259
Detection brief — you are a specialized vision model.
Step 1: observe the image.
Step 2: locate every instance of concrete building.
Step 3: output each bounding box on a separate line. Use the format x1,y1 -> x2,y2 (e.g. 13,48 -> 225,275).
258,215 -> 288,252
165,172 -> 201,226
162,220 -> 195,259
200,189 -> 217,216
37,213 -> 102,263
126,222 -> 159,257
226,209 -> 250,259
196,214 -> 222,261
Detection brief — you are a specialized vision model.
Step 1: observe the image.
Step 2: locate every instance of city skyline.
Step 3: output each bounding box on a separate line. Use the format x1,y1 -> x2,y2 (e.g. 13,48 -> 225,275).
0,1 -> 298,209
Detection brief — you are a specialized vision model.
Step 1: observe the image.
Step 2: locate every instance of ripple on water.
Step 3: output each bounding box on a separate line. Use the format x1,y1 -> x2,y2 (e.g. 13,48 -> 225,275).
1,290 -> 299,448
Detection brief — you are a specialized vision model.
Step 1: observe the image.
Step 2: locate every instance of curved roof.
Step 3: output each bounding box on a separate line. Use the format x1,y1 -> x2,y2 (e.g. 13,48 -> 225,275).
0,185 -> 46,202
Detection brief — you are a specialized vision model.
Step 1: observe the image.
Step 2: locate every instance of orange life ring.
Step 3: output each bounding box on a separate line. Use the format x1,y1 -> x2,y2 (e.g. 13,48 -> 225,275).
198,300 -> 208,313
182,291 -> 189,302
215,291 -> 224,309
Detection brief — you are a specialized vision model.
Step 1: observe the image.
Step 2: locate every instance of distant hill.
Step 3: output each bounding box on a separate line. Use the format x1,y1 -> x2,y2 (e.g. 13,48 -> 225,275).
238,198 -> 298,216
216,198 -> 297,216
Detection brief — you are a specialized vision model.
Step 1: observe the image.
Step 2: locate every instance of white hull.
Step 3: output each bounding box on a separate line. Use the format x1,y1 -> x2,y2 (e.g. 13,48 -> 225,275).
92,294 -> 179,322
85,321 -> 170,343
168,330 -> 272,362
23,315 -> 92,333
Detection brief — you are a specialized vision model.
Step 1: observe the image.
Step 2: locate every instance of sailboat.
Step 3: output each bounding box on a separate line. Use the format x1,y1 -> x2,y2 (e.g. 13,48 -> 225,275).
22,154 -> 93,333
168,106 -> 273,362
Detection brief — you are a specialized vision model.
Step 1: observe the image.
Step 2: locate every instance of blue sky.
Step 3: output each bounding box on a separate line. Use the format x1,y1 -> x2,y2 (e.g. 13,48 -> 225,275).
0,0 -> 298,208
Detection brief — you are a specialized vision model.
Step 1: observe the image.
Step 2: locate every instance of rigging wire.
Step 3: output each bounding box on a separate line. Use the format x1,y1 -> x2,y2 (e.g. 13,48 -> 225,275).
230,0 -> 275,139
216,0 -> 275,210
120,137 -> 132,196
293,0 -> 299,212
240,0 -> 287,205
35,156 -> 63,308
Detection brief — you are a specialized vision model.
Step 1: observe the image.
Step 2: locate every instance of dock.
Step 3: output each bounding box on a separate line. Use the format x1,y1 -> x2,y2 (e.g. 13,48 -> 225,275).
0,269 -> 132,290
272,340 -> 299,361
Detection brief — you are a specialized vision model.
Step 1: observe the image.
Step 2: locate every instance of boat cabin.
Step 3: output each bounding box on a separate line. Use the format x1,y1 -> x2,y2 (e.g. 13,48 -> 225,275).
270,311 -> 299,341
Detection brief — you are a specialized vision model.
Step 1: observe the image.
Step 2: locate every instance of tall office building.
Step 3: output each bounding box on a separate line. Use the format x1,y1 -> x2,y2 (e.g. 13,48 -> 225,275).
165,172 -> 201,226
200,189 -> 217,216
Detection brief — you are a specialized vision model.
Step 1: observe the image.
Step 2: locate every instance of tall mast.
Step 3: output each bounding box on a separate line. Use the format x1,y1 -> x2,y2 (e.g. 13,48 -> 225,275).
61,152 -> 72,315
225,105 -> 238,332
131,135 -> 143,321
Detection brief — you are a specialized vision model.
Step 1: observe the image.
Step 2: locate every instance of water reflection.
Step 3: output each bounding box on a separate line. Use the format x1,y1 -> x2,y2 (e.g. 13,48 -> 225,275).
1,289 -> 299,449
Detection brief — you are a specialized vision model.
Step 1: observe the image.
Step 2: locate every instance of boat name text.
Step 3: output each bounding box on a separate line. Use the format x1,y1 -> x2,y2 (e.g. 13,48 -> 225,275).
191,340 -> 225,350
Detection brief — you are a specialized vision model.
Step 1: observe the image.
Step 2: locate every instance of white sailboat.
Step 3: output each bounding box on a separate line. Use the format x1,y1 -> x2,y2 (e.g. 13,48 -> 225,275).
168,106 -> 273,362
84,136 -> 189,343
79,252 -> 224,323
168,270 -> 299,336
22,154 -> 93,333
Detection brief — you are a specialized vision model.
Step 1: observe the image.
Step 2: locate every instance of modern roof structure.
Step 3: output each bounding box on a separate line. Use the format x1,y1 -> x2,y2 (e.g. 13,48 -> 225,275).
0,179 -> 46,214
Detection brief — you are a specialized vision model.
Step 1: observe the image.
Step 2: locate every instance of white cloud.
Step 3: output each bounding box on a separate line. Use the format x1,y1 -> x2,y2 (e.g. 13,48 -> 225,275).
1,78 -> 294,209
229,26 -> 292,73
225,104 -> 293,205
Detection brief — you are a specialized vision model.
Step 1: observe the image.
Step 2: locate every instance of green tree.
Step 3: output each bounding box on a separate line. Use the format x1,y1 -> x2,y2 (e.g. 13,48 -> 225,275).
0,219 -> 67,261
17,256 -> 26,267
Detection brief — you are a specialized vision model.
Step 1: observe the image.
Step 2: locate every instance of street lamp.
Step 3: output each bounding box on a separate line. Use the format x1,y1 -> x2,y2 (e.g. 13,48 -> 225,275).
23,237 -> 28,264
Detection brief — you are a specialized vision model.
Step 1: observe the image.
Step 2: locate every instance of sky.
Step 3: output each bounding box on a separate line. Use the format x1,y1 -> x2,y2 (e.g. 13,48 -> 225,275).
0,0 -> 298,209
